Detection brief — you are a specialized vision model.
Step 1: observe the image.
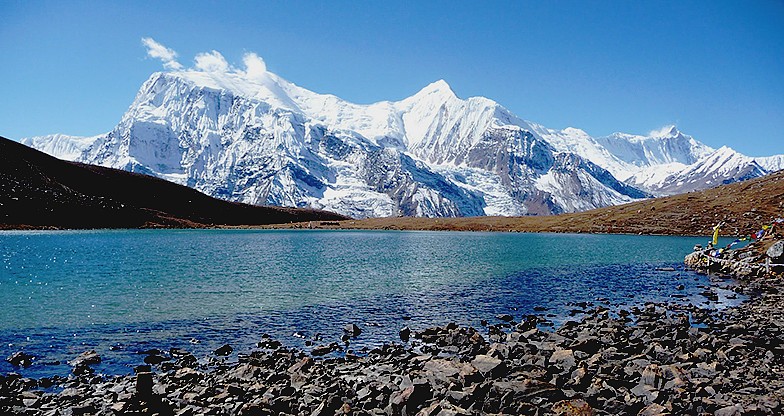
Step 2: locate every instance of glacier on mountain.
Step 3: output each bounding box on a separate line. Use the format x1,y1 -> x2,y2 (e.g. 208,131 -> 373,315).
20,51 -> 783,218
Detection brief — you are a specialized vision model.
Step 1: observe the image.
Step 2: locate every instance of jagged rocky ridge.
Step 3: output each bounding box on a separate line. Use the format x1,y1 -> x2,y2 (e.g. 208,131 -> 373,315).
21,67 -> 784,218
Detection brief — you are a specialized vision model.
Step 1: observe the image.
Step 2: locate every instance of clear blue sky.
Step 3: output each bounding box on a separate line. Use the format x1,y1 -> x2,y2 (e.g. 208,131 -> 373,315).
1,0 -> 782,156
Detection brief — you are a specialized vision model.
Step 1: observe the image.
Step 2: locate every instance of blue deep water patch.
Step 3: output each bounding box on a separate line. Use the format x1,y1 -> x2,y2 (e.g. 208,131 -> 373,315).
0,263 -> 733,378
0,229 -> 741,377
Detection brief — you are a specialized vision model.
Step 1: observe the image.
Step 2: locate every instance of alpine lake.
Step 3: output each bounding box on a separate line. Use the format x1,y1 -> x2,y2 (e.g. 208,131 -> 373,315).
0,229 -> 743,377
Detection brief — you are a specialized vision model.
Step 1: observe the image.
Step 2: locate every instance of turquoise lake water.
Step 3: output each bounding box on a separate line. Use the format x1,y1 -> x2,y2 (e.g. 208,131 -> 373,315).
0,229 -> 737,376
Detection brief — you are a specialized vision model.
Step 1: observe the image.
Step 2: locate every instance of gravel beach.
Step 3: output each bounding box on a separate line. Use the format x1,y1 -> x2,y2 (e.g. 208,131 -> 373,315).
2,268 -> 782,416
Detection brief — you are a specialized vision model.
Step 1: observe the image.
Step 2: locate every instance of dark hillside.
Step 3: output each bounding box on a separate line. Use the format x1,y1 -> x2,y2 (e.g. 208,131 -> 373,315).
0,136 -> 347,229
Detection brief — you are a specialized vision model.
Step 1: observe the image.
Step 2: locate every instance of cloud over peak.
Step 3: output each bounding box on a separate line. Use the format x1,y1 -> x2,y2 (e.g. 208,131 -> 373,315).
141,37 -> 183,70
194,51 -> 230,73
241,53 -> 267,81
141,37 -> 269,82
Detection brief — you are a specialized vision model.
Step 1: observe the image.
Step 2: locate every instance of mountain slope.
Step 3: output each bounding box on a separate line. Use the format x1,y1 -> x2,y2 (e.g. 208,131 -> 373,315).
0,136 -> 346,229
326,169 -> 784,237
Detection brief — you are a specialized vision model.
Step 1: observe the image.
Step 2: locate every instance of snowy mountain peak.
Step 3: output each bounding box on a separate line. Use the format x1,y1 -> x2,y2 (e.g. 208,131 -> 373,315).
698,146 -> 764,173
22,56 -> 646,218
699,146 -> 753,168
649,124 -> 681,138
20,40 -> 783,218
713,145 -> 735,156
414,79 -> 455,98
399,80 -> 462,112
561,127 -> 590,136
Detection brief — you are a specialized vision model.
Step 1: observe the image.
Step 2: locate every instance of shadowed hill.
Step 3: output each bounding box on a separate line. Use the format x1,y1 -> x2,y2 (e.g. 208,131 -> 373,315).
0,136 -> 347,229
291,170 -> 784,237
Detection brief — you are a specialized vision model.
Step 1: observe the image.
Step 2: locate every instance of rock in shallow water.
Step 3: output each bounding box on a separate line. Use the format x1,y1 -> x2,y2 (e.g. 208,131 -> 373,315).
496,313 -> 514,322
399,326 -> 411,342
69,350 -> 101,367
213,344 -> 233,356
344,323 -> 362,337
6,352 -> 34,368
143,353 -> 169,365
311,343 -> 339,356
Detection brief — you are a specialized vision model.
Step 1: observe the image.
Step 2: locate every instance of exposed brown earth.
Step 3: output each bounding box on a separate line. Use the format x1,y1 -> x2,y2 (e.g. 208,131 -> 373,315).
0,136 -> 347,229
277,170 -> 784,237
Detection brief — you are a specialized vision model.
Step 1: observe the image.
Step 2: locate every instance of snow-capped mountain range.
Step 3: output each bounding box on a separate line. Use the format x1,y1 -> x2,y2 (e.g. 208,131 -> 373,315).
21,57 -> 783,218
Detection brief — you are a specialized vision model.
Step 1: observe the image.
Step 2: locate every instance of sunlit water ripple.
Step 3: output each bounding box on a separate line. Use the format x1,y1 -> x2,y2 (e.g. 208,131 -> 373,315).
0,229 -> 742,377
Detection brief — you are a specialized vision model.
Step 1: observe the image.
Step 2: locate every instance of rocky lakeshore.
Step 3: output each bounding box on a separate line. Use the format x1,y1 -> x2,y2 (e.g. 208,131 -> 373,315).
685,240 -> 784,279
1,270 -> 782,416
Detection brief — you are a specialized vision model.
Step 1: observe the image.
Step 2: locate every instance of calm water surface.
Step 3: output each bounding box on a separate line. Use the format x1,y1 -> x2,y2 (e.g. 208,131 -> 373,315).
0,229 -> 738,376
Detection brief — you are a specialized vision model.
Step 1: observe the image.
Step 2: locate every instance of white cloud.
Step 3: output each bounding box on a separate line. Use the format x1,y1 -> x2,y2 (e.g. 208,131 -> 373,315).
194,51 -> 230,73
141,37 -> 183,70
242,52 -> 268,80
141,38 -> 270,80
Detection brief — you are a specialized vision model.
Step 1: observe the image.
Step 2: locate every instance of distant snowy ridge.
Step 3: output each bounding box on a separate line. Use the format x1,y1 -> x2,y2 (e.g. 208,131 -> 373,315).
501,121 -> 781,198
20,134 -> 100,161
530,124 -> 713,183
638,146 -> 767,195
20,46 -> 783,217
755,155 -> 784,173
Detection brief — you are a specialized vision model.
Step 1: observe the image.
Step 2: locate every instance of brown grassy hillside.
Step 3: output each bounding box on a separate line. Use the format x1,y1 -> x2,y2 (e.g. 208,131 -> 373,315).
280,170 -> 784,237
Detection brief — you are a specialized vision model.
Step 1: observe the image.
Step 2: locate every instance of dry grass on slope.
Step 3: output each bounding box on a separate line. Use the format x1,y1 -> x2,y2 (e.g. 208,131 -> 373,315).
275,170 -> 784,237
